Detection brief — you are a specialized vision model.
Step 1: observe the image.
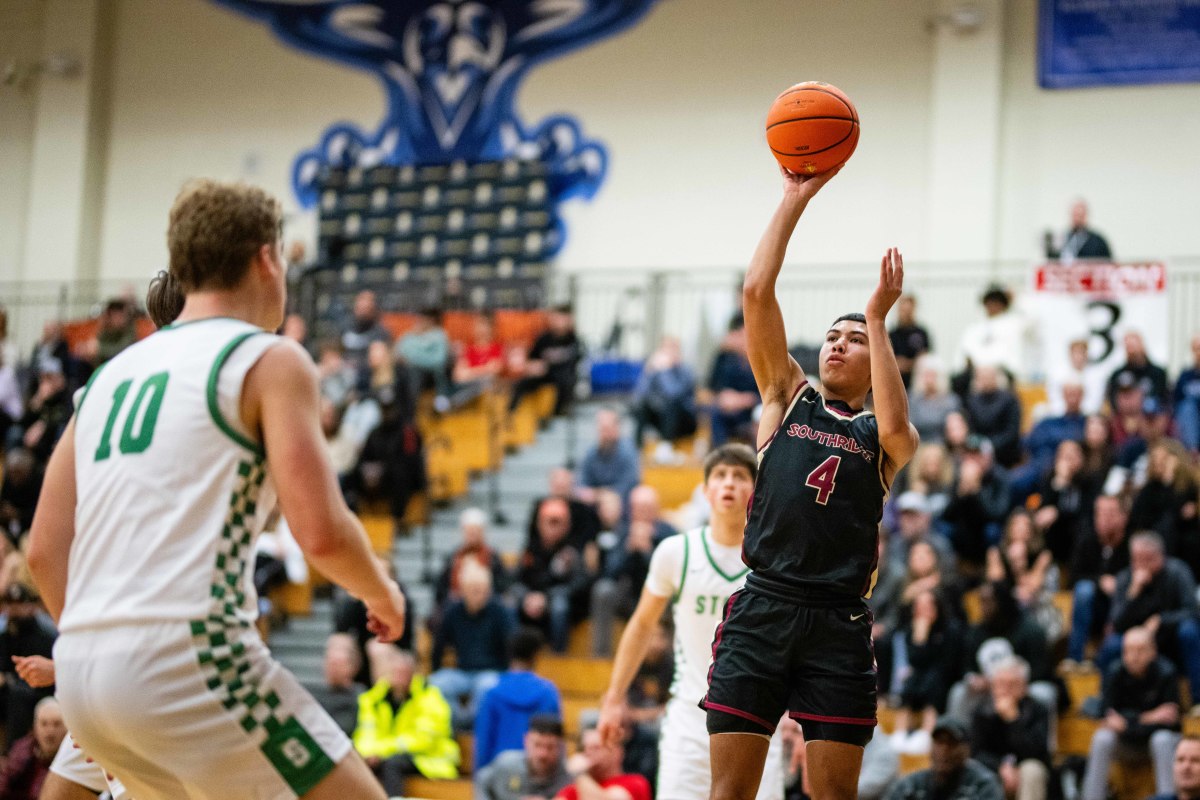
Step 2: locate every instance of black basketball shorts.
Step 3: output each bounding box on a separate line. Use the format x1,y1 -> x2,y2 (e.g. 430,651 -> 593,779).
700,588 -> 877,747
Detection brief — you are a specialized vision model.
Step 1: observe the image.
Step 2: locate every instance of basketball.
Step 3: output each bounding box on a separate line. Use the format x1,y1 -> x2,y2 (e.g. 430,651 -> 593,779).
766,81 -> 860,176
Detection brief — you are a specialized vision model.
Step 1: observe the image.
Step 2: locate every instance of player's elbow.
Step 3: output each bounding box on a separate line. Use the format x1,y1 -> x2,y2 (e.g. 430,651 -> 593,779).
742,280 -> 771,305
289,512 -> 353,559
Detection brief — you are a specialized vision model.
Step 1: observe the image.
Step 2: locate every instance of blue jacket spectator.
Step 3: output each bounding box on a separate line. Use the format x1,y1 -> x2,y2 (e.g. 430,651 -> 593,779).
631,337 -> 697,447
1010,382 -> 1086,501
474,629 -> 561,770
1174,335 -> 1200,451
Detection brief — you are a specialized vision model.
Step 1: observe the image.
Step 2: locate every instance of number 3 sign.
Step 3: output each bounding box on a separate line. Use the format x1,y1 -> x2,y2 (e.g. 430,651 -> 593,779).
1032,261 -> 1169,386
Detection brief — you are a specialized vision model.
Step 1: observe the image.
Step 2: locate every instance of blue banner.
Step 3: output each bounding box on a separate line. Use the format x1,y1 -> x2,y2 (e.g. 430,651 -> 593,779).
1039,0 -> 1200,89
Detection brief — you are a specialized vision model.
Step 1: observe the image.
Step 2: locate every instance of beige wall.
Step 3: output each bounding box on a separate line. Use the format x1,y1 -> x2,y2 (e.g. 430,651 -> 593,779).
0,0 -> 45,279
4,0 -> 1200,286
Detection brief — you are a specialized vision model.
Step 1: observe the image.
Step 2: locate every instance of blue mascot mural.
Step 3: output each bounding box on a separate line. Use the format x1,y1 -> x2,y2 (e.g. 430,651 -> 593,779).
211,0 -> 657,219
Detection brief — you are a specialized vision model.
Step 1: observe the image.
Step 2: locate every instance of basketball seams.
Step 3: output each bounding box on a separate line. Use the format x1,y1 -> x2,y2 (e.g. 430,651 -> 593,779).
768,123 -> 858,158
766,115 -> 857,130
772,86 -> 858,123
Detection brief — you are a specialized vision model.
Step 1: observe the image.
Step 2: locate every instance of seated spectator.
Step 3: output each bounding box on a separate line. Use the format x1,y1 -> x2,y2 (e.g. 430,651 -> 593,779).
948,582 -> 1053,727
888,492 -> 956,575
308,633 -> 366,737
706,314 -> 759,447
870,537 -> 905,694
1082,627 -> 1182,800
942,435 -> 1010,567
434,507 -> 512,621
969,656 -> 1051,800
252,515 -> 308,606
987,510 -> 1061,641
889,294 -> 932,388
630,336 -> 697,449
896,442 -> 954,520
1150,735 -> 1200,800
429,562 -> 514,730
341,289 -> 391,380
16,358 -> 72,463
890,590 -> 964,755
908,356 -> 960,445
942,410 -> 971,461
554,727 -> 651,800
1045,338 -> 1105,417
1067,495 -> 1132,666
316,340 -> 356,408
1081,414 -> 1116,497
590,486 -> 678,657
475,713 -> 572,800
1107,330 -> 1170,410
884,716 -> 1003,800
0,345 -> 21,446
576,408 -> 641,505
964,365 -> 1022,469
84,298 -> 137,365
509,305 -> 582,416
475,628 -> 561,770
516,497 -> 597,652
1030,439 -> 1089,565
1011,381 -> 1087,502
1131,440 -> 1200,575
395,307 -> 451,404
353,647 -> 459,795
335,556 -> 413,686
1175,335 -> 1200,452
449,313 -> 505,407
952,283 -> 1025,393
0,450 -> 42,543
367,339 -> 399,395
1095,532 -> 1200,700
0,697 -> 65,799
346,387 -> 425,522
1108,396 -> 1174,497
0,583 -> 56,745
527,468 -> 602,551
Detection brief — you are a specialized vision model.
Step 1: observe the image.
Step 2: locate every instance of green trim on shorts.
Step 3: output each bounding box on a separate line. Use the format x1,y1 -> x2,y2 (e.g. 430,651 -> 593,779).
206,332 -> 264,454
189,456 -> 337,795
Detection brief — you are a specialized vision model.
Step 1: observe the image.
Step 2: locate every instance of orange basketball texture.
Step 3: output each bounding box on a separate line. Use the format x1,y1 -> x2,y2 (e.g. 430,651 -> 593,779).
766,82 -> 860,175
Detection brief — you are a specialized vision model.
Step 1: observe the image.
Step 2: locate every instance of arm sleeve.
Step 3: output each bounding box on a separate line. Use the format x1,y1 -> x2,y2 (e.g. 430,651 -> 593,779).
644,536 -> 685,599
1160,564 -> 1198,629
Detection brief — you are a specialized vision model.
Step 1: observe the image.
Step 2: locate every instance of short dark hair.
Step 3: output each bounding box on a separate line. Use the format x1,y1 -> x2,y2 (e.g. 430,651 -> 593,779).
528,713 -> 564,738
168,179 -> 283,292
510,627 -> 545,663
831,312 -> 866,327
703,443 -> 757,483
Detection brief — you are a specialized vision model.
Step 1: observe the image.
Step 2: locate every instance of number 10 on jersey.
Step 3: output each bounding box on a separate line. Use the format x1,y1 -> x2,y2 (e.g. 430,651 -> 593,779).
805,455 -> 841,505
94,372 -> 170,461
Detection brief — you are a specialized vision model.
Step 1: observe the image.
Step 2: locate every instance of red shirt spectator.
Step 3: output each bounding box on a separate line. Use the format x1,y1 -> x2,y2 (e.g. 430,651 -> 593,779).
556,728 -> 652,800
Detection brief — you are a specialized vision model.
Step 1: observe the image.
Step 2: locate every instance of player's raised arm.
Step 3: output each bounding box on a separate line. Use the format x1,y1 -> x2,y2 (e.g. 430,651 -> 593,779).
865,247 -> 919,477
742,166 -> 839,440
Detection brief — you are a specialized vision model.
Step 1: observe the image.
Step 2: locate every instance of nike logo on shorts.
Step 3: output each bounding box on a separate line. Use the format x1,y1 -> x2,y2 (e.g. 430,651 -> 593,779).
850,612 -> 865,621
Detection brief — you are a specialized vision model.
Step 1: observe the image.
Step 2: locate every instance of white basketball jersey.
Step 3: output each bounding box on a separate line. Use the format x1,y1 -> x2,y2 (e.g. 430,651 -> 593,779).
61,318 -> 280,634
645,526 -> 750,708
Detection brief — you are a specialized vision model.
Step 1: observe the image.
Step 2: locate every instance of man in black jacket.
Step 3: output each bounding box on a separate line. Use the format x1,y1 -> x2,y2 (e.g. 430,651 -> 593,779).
942,436 -> 1010,566
884,716 -> 1002,800
1095,532 -> 1200,701
1081,627 -> 1182,799
1044,199 -> 1112,263
1066,495 -> 1132,664
970,656 -> 1051,800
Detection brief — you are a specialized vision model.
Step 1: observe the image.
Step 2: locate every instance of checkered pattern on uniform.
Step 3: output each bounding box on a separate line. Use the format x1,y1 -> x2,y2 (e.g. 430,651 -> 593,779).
188,456 -> 285,743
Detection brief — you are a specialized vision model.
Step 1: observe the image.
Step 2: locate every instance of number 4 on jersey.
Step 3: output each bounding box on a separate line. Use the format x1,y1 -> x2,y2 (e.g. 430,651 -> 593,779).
805,455 -> 841,505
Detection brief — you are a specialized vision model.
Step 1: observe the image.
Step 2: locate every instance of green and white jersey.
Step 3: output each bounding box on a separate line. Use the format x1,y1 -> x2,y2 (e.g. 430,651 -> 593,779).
62,317 -> 281,634
644,526 -> 750,707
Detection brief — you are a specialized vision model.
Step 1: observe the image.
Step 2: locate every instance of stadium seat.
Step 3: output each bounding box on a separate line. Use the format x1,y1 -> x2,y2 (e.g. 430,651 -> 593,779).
404,777 -> 473,800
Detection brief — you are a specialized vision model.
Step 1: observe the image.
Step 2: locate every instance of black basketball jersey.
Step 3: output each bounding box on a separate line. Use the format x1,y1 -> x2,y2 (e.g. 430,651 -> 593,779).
743,381 -> 887,603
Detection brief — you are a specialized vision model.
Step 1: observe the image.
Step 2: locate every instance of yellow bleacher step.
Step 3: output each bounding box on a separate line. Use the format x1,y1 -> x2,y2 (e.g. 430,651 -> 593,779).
360,513 -> 395,555
899,752 -> 930,776
538,656 -> 613,697
642,463 -> 703,510
405,777 -> 472,800
274,580 -> 312,617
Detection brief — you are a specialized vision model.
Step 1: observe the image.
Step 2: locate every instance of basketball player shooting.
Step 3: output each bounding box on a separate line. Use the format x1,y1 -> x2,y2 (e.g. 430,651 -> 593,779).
701,165 -> 918,800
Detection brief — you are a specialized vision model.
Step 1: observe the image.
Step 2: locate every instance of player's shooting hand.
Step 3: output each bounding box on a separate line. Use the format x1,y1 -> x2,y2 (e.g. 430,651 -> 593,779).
365,581 -> 407,643
779,163 -> 840,205
865,248 -> 904,323
12,655 -> 54,688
